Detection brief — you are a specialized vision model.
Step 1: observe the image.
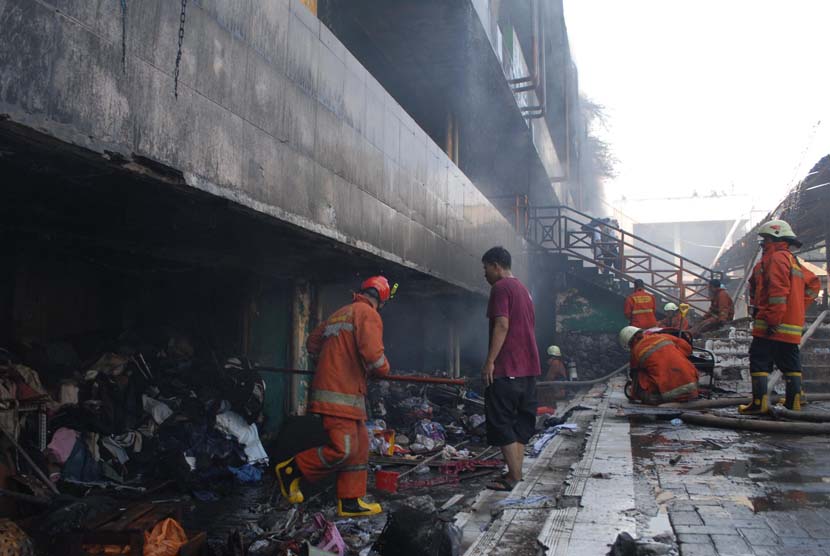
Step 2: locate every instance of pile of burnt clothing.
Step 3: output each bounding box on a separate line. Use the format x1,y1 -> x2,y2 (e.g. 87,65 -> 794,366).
368,379 -> 488,450
11,336 -> 272,491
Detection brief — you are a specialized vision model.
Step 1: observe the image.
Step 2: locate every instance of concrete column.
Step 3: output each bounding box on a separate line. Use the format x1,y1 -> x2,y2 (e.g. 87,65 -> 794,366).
290,279 -> 314,415
446,325 -> 454,377
453,328 -> 461,378
447,324 -> 462,378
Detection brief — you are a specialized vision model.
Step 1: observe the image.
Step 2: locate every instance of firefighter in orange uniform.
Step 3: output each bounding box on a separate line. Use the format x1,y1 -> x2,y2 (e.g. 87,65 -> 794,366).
275,276 -> 392,517
690,279 -> 735,336
619,326 -> 699,404
739,220 -> 820,414
659,302 -> 689,331
624,279 -> 658,328
540,345 -> 568,402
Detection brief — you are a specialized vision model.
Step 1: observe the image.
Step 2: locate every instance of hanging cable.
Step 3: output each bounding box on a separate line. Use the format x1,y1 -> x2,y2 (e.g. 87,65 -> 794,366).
174,0 -> 188,98
120,0 -> 127,73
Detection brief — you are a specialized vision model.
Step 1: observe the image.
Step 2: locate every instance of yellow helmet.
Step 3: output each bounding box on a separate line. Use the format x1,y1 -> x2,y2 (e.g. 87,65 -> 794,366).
618,326 -> 642,351
547,345 -> 561,357
663,302 -> 679,312
758,219 -> 801,246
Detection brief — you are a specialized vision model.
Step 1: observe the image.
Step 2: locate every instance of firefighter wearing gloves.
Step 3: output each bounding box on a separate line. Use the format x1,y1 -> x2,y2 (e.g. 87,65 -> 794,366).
624,279 -> 658,328
275,276 -> 393,517
740,220 -> 820,414
619,326 -> 699,404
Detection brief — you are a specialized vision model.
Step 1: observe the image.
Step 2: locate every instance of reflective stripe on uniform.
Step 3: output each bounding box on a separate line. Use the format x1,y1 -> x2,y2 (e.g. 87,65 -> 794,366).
777,324 -> 803,336
791,267 -> 804,279
637,340 -> 674,367
310,389 -> 366,413
340,464 -> 368,473
367,354 -> 386,370
317,434 -> 351,468
632,309 -> 654,315
661,381 -> 698,401
753,320 -> 802,337
768,296 -> 787,305
807,288 -> 818,298
323,322 -> 354,337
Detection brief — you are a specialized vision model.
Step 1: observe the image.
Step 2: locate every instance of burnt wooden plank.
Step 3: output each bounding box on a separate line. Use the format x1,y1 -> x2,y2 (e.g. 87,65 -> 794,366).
97,502 -> 154,531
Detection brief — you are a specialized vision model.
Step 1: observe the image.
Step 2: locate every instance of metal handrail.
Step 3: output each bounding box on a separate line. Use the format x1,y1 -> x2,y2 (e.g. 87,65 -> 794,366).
540,214 -> 712,283
529,205 -> 715,273
522,203 -> 717,312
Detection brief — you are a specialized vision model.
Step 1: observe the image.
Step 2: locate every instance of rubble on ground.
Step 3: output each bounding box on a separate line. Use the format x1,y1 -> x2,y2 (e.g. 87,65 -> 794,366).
0,335 -> 579,555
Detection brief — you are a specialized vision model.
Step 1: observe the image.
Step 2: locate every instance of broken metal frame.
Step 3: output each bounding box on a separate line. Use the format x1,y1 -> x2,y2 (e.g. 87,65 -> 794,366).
521,204 -> 718,313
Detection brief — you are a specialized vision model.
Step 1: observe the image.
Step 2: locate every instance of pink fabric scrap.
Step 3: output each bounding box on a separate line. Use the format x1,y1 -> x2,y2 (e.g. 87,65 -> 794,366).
46,427 -> 79,465
313,513 -> 345,556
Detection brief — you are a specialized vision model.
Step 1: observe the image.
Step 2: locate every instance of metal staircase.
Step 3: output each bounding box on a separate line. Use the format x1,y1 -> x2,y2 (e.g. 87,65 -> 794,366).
510,202 -> 718,314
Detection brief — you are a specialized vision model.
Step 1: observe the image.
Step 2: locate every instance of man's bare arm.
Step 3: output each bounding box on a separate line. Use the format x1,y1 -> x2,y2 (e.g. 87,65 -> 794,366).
482,316 -> 509,386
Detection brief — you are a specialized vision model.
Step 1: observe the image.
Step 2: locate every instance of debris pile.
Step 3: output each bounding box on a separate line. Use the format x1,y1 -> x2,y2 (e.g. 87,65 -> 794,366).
0,335 -> 273,551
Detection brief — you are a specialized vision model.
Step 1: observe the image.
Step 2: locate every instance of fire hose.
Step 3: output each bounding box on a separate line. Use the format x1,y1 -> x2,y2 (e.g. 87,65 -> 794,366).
660,393 -> 830,410
255,367 -> 467,386
259,364 -> 631,388
679,412 -> 830,435
537,363 -> 630,388
257,363 -> 635,389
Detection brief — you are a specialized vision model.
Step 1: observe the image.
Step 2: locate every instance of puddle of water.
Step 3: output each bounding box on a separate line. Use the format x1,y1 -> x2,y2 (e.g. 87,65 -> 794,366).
632,422 -> 830,515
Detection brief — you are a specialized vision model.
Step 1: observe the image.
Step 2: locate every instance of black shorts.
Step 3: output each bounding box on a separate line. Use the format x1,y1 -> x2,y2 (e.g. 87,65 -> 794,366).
749,337 -> 801,374
485,376 -> 537,446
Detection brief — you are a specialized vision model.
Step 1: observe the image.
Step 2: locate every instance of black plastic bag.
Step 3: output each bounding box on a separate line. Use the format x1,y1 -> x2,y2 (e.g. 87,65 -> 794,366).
373,507 -> 461,556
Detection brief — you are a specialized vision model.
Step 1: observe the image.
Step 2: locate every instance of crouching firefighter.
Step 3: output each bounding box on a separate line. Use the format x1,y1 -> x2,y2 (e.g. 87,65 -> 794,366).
740,219 -> 820,414
275,276 -> 394,517
619,326 -> 700,404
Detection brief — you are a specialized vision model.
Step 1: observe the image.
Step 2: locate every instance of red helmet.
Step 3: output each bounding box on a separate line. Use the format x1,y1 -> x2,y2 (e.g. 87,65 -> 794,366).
361,276 -> 391,302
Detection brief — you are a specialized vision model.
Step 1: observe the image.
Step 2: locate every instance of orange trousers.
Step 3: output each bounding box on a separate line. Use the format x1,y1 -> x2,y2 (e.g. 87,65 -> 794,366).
295,415 -> 369,499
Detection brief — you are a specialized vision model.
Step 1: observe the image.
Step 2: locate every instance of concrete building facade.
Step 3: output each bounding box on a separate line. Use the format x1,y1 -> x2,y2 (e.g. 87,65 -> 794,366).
0,0 -> 595,428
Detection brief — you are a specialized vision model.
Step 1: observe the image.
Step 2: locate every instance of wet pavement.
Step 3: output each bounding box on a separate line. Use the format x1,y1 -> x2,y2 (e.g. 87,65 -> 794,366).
632,401 -> 830,555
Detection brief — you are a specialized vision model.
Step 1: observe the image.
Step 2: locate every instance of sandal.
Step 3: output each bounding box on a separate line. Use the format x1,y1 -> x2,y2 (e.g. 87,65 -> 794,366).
486,476 -> 517,491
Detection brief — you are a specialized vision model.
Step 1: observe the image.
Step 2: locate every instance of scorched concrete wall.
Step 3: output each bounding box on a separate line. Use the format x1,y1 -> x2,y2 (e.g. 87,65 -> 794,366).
0,0 -> 527,294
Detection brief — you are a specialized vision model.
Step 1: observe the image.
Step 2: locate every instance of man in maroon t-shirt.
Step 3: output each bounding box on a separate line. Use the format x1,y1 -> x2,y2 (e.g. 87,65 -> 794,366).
481,246 -> 540,491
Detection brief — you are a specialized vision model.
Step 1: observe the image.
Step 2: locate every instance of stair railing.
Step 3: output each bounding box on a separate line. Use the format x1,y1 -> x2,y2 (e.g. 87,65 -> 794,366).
524,205 -> 718,314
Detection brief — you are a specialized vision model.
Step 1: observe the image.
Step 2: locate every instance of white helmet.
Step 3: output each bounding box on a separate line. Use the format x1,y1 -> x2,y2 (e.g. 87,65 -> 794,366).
619,326 -> 642,351
664,302 -> 678,312
547,345 -> 561,357
758,219 -> 801,246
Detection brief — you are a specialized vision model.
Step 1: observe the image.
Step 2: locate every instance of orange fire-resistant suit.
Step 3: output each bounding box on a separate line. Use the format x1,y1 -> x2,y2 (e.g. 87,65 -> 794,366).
695,288 -> 735,334
539,357 -> 568,404
659,312 -> 689,331
624,288 -> 658,329
295,294 -> 390,499
629,333 -> 699,404
750,242 -> 820,344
